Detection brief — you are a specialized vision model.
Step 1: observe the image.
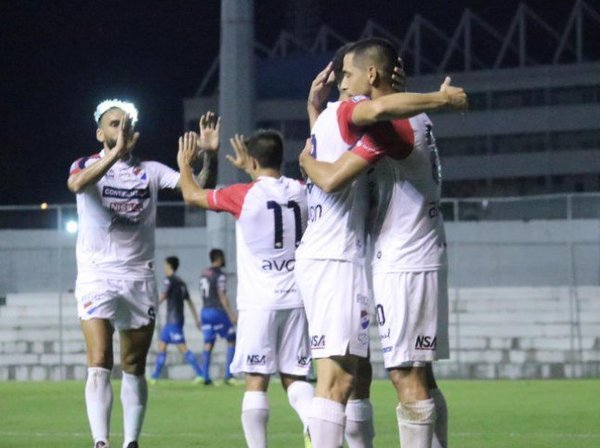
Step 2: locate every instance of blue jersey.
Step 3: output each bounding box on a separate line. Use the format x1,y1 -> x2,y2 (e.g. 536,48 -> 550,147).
163,275 -> 190,325
200,267 -> 226,310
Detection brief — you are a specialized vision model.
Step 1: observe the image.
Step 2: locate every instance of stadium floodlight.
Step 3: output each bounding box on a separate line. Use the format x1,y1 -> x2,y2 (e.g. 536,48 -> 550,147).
65,220 -> 78,234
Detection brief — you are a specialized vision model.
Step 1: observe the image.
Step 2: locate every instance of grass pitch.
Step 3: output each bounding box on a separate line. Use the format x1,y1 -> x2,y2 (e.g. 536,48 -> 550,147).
1,379 -> 599,447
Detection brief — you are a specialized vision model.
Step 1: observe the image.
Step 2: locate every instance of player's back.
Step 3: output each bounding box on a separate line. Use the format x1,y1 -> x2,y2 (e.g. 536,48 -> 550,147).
200,266 -> 226,310
367,113 -> 447,273
296,100 -> 369,263
234,176 -> 307,310
164,275 -> 189,325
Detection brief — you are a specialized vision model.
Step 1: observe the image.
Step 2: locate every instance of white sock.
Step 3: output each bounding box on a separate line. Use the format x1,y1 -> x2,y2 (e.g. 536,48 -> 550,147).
429,388 -> 448,448
287,380 -> 315,432
241,391 -> 269,448
308,397 -> 345,448
120,372 -> 148,447
345,399 -> 375,448
396,399 -> 436,448
85,367 -> 113,446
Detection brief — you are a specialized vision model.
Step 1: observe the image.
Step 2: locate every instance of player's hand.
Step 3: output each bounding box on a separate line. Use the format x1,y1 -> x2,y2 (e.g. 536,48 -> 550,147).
440,76 -> 468,111
230,313 -> 238,325
298,138 -> 314,169
197,111 -> 221,152
177,132 -> 199,169
113,114 -> 140,158
391,57 -> 407,92
227,134 -> 253,174
308,62 -> 335,113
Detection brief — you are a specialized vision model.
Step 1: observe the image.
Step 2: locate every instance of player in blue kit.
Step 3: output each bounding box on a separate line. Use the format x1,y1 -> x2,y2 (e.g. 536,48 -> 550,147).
150,256 -> 203,382
199,248 -> 237,385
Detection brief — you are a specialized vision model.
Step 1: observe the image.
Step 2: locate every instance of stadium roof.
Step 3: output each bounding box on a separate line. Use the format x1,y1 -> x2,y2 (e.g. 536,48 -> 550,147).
196,0 -> 600,99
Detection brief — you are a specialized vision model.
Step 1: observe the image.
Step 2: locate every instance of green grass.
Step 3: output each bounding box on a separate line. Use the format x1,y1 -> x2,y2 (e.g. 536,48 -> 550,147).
1,379 -> 599,447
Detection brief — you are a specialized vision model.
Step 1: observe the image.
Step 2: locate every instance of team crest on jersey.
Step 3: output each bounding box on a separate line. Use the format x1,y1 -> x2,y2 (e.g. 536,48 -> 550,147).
133,167 -> 147,181
360,310 -> 370,330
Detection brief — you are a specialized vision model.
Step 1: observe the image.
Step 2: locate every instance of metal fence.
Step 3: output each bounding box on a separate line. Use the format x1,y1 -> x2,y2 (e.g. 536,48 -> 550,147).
1,193 -> 599,379
1,193 -> 599,231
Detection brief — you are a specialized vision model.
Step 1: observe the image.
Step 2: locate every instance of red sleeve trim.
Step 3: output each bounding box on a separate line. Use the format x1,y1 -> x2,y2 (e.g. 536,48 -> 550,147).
206,182 -> 255,219
336,97 -> 369,145
353,119 -> 415,163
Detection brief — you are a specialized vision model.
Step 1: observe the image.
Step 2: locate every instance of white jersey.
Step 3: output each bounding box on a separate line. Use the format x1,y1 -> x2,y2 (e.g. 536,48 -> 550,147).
206,176 -> 307,310
296,98 -> 371,263
360,113 -> 448,272
69,151 -> 180,281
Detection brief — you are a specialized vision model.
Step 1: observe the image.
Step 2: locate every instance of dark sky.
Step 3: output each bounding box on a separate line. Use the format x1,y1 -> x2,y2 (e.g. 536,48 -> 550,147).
1,0 -> 576,204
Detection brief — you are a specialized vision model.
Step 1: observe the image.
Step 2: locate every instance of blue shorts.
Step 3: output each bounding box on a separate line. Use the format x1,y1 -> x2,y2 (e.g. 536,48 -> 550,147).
201,308 -> 235,344
159,323 -> 186,344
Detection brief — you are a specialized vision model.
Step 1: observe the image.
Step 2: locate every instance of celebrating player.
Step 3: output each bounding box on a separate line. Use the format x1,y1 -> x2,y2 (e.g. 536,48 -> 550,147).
68,100 -> 212,448
177,118 -> 315,448
150,256 -> 203,383
300,38 -> 467,448
198,248 -> 237,385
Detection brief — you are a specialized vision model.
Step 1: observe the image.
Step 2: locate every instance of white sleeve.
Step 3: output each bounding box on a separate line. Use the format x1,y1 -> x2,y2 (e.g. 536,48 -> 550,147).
148,161 -> 180,190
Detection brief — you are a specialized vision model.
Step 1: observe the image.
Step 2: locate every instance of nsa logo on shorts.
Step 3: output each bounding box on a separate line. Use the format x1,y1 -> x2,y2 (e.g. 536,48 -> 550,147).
297,355 -> 310,367
311,335 -> 326,349
247,354 -> 266,366
360,310 -> 370,330
415,335 -> 437,350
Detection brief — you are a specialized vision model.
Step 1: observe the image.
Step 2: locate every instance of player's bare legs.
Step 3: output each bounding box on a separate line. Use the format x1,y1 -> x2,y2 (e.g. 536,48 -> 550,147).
241,373 -> 271,448
426,364 -> 447,448
309,356 -> 357,448
389,365 -> 436,448
82,319 -> 115,448
345,358 -> 375,448
119,323 -> 154,448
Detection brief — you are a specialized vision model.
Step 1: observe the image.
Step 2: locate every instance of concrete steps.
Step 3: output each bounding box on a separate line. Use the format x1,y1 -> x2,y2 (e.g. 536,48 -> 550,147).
1,287 -> 599,380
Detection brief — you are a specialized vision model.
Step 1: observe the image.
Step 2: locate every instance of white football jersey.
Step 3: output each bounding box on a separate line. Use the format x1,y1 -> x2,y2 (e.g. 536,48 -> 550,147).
295,99 -> 370,263
206,176 -> 307,310
359,114 -> 448,272
69,151 -> 180,281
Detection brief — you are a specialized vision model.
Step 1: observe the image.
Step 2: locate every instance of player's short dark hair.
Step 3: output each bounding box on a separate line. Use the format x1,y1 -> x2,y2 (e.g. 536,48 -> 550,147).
210,248 -> 225,263
347,37 -> 398,83
332,42 -> 354,85
166,256 -> 179,271
246,130 -> 284,170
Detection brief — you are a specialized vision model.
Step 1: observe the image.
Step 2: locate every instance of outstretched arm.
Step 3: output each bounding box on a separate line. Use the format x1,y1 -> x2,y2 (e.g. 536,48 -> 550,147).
67,114 -> 139,193
350,77 -> 467,126
177,132 -> 210,208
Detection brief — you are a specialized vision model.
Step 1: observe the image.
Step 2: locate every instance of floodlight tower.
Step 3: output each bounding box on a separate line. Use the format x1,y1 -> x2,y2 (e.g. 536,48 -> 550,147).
218,0 -> 255,183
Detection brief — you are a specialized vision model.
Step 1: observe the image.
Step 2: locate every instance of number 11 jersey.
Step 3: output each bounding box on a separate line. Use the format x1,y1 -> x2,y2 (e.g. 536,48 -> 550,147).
206,176 -> 307,310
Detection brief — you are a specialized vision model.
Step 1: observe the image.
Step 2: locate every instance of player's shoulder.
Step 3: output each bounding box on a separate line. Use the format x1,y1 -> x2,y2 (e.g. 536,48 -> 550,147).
70,152 -> 102,172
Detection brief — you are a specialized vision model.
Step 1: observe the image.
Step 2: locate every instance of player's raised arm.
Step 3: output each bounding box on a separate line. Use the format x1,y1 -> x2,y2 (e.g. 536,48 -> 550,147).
350,77 -> 467,126
226,134 -> 255,179
67,114 -> 139,193
307,62 -> 335,128
177,132 -> 210,208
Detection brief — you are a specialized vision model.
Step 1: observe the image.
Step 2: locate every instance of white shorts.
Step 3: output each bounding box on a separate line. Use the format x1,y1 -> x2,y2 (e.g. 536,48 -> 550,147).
229,308 -> 311,376
295,259 -> 370,359
75,278 -> 158,330
372,268 -> 449,369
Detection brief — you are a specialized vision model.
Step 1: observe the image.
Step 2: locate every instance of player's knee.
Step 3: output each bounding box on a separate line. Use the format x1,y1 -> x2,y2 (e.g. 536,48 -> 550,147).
389,366 -> 429,402
120,352 -> 146,375
329,368 -> 354,402
88,349 -> 113,369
